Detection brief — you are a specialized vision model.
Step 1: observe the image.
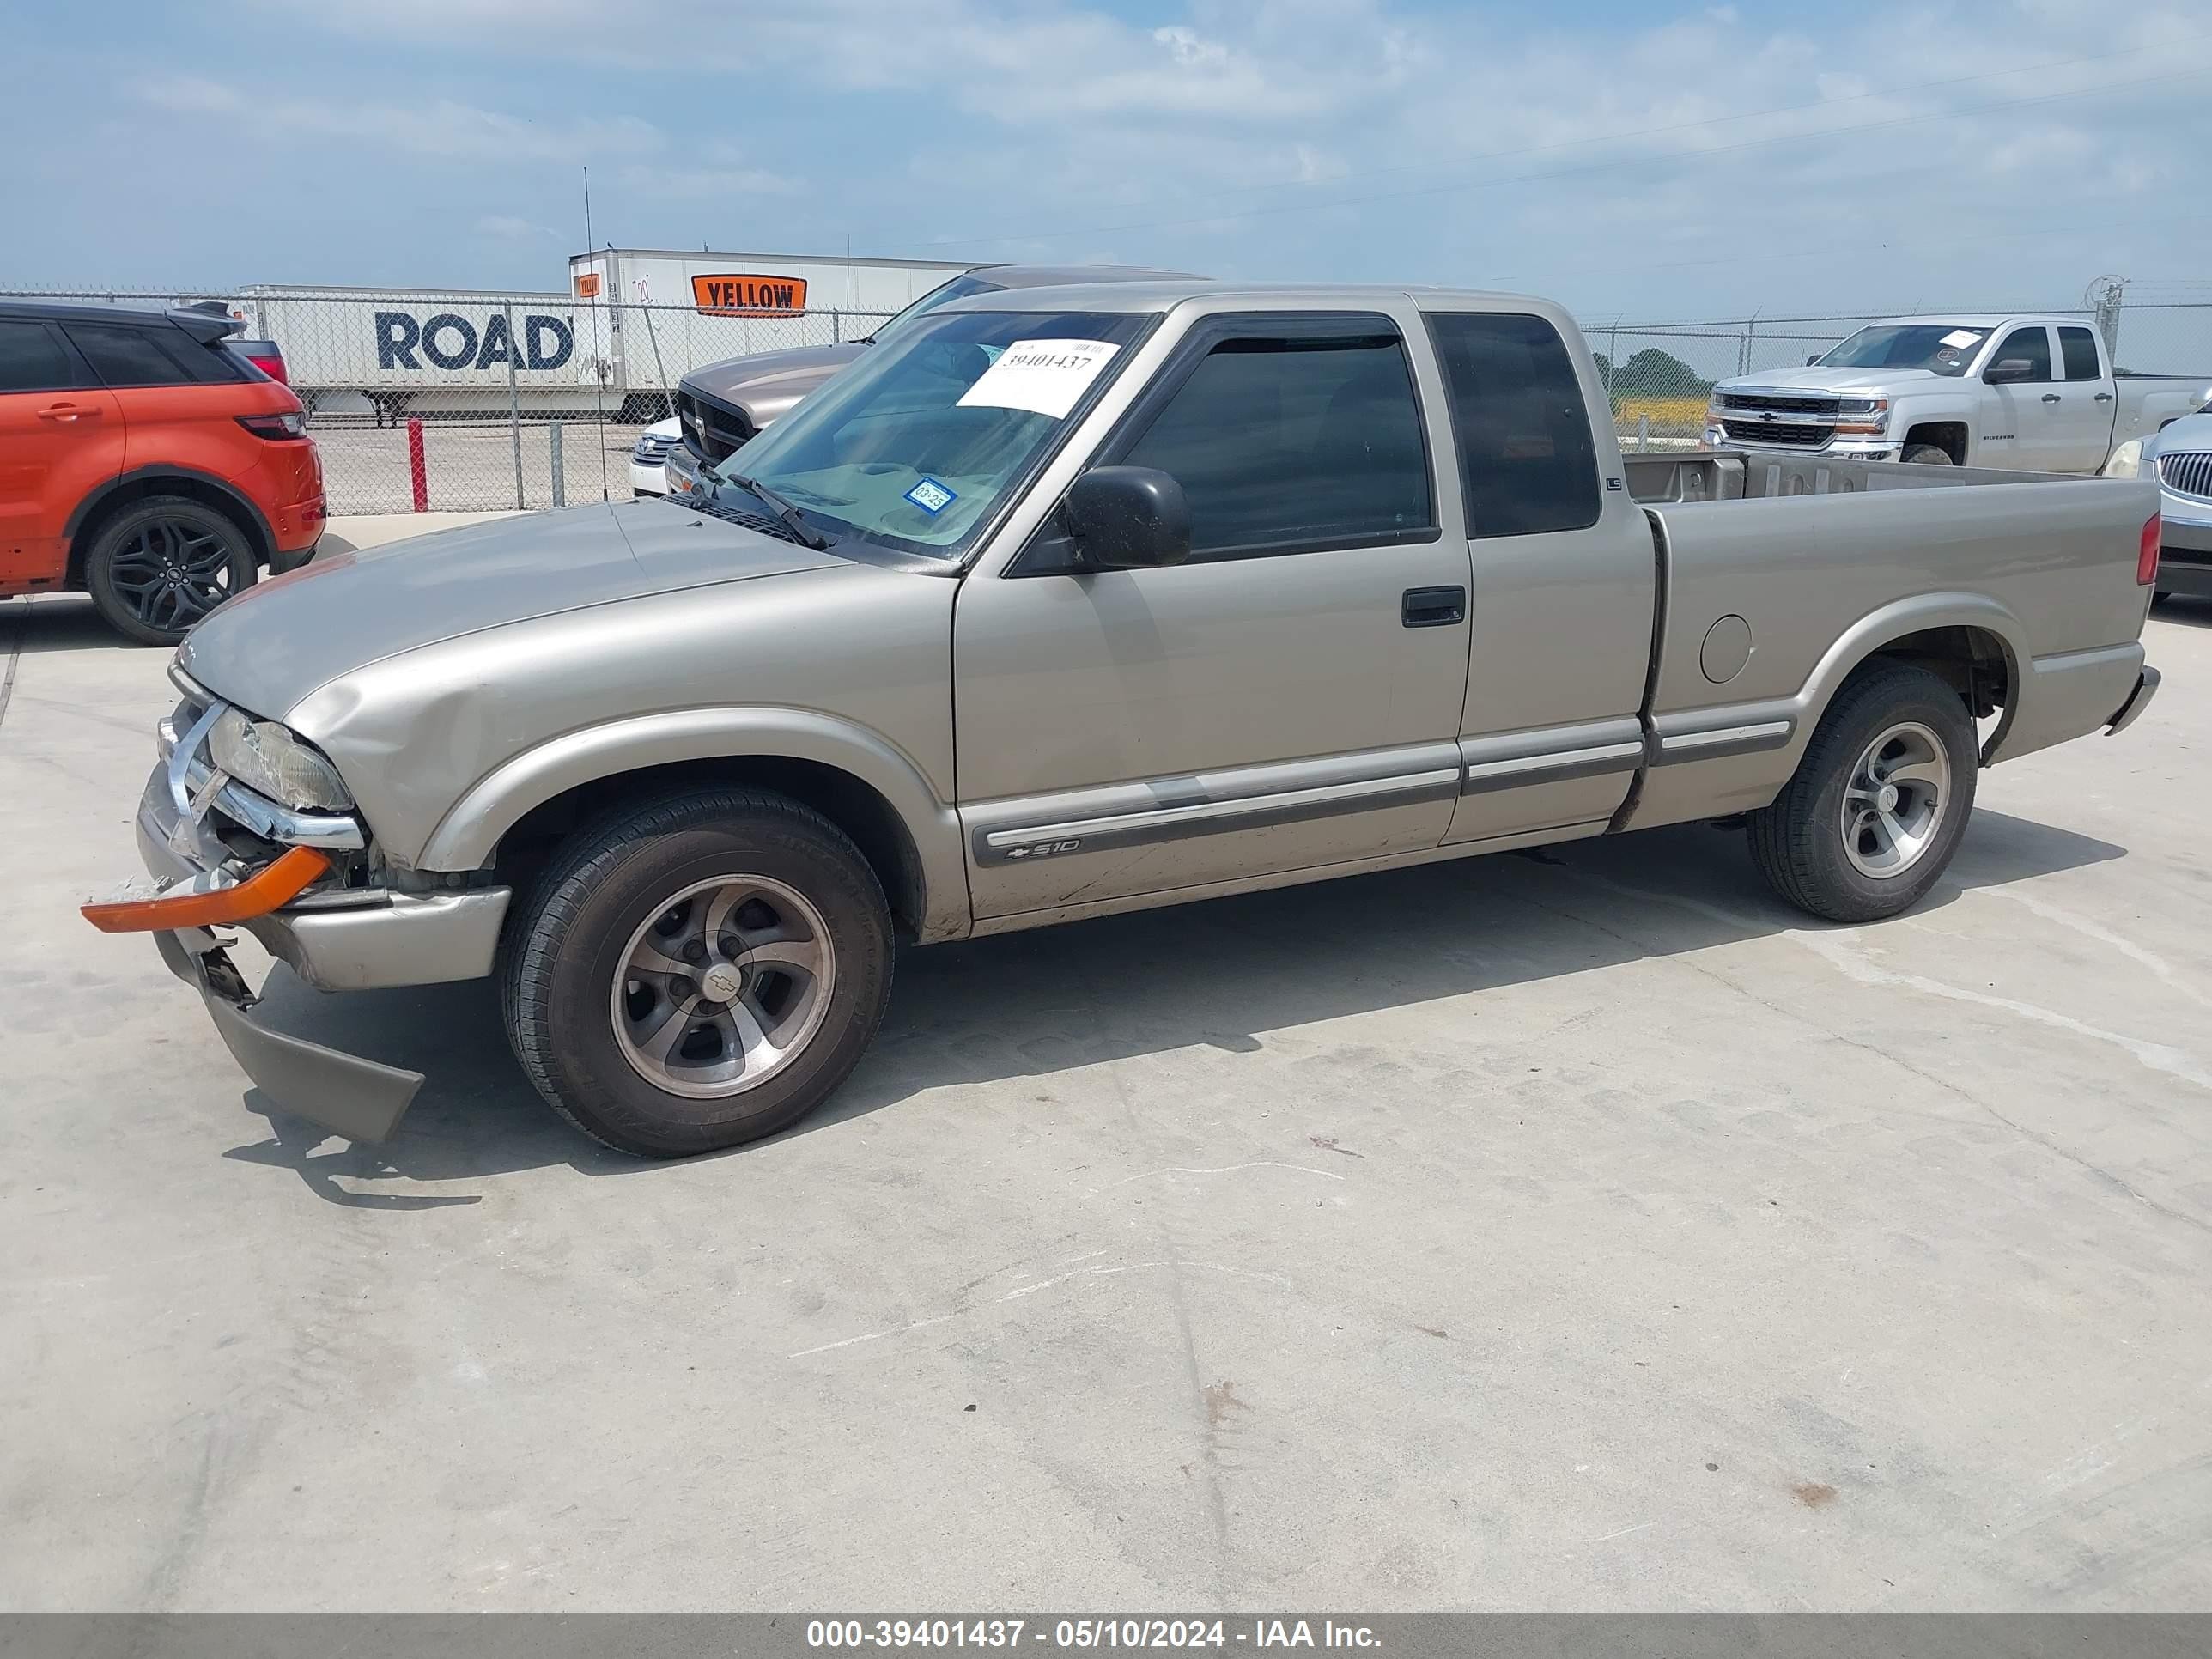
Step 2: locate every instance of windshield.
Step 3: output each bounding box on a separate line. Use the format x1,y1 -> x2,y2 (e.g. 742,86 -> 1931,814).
697,307 -> 1154,560
868,271 -> 1007,343
1815,325 -> 1987,377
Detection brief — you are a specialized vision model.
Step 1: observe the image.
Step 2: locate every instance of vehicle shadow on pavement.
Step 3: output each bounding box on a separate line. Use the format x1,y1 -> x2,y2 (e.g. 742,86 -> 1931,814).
2149,594 -> 2212,629
217,808 -> 2123,1198
3,596 -> 121,656
221,974 -> 641,1198
801,809 -> 2124,1137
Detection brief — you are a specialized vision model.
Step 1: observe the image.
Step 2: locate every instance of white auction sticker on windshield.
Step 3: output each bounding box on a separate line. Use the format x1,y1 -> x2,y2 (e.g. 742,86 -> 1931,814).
1939,329 -> 1984,349
957,338 -> 1121,419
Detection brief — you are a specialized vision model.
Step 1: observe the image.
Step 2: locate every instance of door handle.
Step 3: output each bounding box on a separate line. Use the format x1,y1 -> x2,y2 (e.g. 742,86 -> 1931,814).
1402,585 -> 1466,628
2094,392 -> 2114,403
2039,392 -> 2062,404
37,403 -> 101,422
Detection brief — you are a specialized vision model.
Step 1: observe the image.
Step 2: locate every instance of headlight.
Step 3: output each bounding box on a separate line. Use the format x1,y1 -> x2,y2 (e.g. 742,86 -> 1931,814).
209,708 -> 354,811
1834,397 -> 1890,435
2103,439 -> 2146,479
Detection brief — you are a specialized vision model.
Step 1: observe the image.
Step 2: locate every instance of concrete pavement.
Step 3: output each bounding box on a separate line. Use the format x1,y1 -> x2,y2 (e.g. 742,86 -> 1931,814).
3,584 -> 2209,1612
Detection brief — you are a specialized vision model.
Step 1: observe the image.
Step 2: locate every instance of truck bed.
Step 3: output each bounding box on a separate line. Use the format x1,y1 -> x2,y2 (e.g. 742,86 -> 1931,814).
1625,449 -> 2069,504
1617,447 -> 2160,833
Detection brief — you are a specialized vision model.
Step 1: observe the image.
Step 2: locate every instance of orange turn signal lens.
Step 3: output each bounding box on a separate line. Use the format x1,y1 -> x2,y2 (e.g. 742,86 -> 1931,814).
81,846 -> 331,934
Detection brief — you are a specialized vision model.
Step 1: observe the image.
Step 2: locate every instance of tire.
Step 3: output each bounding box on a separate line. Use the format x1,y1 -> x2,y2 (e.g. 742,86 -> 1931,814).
1901,443 -> 1955,465
1747,663 -> 1978,923
501,788 -> 894,1158
83,496 -> 257,646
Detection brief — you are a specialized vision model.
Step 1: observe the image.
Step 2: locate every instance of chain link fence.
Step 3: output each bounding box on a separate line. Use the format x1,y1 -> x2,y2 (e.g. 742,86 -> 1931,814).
9,285 -> 2210,510
3,287 -> 895,514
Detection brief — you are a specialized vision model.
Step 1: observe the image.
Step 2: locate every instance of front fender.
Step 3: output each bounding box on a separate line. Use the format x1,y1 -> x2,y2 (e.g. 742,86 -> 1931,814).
1887,392 -> 1977,440
416,707 -> 971,943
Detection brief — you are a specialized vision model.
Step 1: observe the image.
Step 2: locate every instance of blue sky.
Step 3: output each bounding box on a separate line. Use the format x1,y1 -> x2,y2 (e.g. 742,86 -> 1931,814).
3,0 -> 2208,321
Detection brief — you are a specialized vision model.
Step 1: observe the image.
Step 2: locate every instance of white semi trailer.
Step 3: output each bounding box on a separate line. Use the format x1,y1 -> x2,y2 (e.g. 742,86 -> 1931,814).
223,251 -> 974,422
564,247 -> 974,420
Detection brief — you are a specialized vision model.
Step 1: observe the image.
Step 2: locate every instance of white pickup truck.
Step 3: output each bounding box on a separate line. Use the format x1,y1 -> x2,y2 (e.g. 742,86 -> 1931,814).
1706,315 -> 2211,472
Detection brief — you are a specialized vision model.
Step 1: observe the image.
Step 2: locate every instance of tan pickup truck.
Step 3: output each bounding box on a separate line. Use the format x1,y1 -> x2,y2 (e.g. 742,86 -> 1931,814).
88,280 -> 2165,1157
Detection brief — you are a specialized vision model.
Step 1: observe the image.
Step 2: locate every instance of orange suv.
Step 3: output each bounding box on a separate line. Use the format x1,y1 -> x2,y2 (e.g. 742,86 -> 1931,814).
0,300 -> 325,645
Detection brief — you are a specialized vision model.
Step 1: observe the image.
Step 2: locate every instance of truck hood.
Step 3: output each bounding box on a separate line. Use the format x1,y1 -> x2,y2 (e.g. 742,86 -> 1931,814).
684,342 -> 868,426
179,499 -> 841,720
1717,367 -> 1951,395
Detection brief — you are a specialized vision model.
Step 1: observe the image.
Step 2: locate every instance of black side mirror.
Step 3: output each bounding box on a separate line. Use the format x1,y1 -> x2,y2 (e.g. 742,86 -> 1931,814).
1063,466 -> 1190,569
1984,358 -> 2035,385
1806,353 -> 1823,367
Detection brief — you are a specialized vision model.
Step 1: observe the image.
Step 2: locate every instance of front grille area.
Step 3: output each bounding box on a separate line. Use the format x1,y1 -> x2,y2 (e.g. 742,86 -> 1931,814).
2159,450 -> 2212,500
675,389 -> 754,463
1722,418 -> 1836,447
1720,390 -> 1841,416
632,433 -> 678,464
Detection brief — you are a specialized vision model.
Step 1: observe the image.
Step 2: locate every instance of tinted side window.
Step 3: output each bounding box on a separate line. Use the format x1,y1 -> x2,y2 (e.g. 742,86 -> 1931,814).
1990,327 -> 2051,383
65,322 -> 196,387
0,320 -> 76,392
2058,326 -> 2101,381
1119,331 -> 1433,558
1425,312 -> 1601,537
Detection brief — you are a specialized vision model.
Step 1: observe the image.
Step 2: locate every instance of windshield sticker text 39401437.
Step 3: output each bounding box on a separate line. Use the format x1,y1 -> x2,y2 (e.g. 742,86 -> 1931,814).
957,339 -> 1121,420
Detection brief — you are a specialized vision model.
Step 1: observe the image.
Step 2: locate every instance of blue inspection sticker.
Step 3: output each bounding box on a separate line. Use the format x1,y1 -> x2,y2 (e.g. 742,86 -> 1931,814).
904,477 -> 957,515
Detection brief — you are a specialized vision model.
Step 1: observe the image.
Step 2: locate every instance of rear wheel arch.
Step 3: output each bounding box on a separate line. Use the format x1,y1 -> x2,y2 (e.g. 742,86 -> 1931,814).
1856,622 -> 2015,732
67,467 -> 274,585
1799,603 -> 2024,763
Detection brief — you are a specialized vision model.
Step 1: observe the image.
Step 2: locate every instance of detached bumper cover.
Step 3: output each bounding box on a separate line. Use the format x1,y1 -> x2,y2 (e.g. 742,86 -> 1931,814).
153,928 -> 424,1143
129,750 -> 509,1144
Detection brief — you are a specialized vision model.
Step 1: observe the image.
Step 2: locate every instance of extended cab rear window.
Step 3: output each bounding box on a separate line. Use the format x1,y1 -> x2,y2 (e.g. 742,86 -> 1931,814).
1425,312 -> 1601,538
2059,327 -> 2101,382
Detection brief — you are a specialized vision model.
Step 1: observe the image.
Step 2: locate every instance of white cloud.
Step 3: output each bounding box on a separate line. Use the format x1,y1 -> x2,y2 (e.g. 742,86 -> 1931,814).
475,214 -> 557,240
131,75 -> 664,163
206,0 -> 2212,315
617,163 -> 800,200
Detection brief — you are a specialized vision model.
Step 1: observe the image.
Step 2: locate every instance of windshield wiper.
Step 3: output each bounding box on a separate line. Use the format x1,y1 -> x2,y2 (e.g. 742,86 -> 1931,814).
725,473 -> 830,550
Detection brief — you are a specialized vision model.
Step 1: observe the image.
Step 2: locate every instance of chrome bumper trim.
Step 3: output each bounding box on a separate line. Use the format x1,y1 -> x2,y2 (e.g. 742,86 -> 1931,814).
135,771 -> 507,991
158,708 -> 365,852
245,888 -> 513,992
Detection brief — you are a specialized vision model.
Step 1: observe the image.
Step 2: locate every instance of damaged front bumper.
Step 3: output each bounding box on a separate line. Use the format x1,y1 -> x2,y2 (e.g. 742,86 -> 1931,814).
97,684 -> 511,1144
150,925 -> 427,1143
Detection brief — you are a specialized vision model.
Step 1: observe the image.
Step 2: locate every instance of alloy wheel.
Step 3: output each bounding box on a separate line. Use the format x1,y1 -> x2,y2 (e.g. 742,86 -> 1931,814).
609,874 -> 837,1099
106,518 -> 241,633
1841,720 -> 1951,879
